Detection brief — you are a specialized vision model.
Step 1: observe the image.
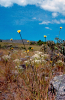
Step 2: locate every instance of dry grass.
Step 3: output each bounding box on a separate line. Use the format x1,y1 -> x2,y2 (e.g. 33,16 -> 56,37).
0,42 -> 40,51
0,43 -> 64,100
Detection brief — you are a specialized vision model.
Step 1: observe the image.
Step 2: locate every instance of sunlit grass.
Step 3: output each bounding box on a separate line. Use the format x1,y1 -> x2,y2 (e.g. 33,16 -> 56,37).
0,42 -> 40,51
0,41 -> 65,100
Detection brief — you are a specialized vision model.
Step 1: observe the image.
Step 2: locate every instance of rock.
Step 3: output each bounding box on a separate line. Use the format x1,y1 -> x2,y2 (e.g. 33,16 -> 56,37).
49,74 -> 65,100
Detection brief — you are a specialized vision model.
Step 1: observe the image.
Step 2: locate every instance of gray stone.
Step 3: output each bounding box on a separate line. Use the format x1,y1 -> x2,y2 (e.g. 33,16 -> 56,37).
50,74 -> 65,100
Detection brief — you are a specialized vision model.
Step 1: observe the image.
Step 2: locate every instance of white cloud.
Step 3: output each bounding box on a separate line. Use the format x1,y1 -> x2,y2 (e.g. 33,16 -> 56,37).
45,27 -> 49,29
0,0 -> 42,7
39,19 -> 65,25
60,19 -> 65,23
53,19 -> 65,24
32,17 -> 36,20
0,0 -> 26,7
39,21 -> 51,25
0,0 -> 65,15
40,0 -> 65,15
45,27 -> 52,30
52,12 -> 58,18
52,19 -> 60,24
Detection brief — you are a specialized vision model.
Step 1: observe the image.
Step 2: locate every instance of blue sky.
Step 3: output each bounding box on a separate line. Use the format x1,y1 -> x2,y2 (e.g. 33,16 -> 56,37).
0,0 -> 65,42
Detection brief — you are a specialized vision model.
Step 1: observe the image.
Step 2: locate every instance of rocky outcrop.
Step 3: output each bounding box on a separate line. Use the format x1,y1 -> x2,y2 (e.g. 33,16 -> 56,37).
48,74 -> 65,100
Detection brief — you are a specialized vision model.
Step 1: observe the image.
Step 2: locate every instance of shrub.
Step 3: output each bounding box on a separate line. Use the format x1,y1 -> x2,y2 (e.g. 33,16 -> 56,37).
30,41 -> 36,45
37,40 -> 43,46
2,45 -> 7,49
0,39 -> 2,42
0,44 -> 1,48
28,47 -> 32,50
21,47 -> 26,50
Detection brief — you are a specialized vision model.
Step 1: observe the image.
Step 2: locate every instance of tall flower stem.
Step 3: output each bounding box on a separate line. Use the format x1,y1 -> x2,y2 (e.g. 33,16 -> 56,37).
45,37 -> 46,44
44,35 -> 47,54
58,29 -> 61,39
19,33 -> 25,49
17,30 -> 29,56
58,27 -> 62,43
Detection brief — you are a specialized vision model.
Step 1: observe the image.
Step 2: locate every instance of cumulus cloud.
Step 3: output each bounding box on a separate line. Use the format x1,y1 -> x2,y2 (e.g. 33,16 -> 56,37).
60,19 -> 65,23
39,21 -> 51,25
0,0 -> 41,7
0,0 -> 65,15
32,17 -> 36,20
52,19 -> 60,24
53,19 -> 65,24
45,27 -> 52,30
39,19 -> 65,25
0,0 -> 26,7
52,12 -> 58,18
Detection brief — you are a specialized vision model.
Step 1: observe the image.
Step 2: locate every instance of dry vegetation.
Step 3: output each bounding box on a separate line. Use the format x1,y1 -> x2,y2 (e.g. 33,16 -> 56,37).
0,42 -> 65,100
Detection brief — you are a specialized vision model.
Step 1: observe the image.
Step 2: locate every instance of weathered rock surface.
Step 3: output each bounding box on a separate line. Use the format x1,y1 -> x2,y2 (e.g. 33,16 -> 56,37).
49,74 -> 65,100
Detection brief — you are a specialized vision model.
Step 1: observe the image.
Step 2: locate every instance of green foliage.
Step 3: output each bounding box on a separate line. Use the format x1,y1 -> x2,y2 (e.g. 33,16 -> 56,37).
62,46 -> 65,56
0,39 -> 2,42
47,41 -> 55,46
2,45 -> 7,49
30,41 -> 36,45
47,41 -> 55,51
63,41 -> 65,46
28,46 -> 32,50
0,44 -> 1,48
55,46 -> 58,50
37,40 -> 44,46
21,46 -> 26,50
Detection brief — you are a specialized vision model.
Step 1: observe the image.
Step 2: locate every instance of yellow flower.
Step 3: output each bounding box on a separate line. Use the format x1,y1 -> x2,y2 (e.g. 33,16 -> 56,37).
17,30 -> 21,33
60,27 -> 62,29
57,54 -> 59,56
50,61 -> 52,63
25,50 -> 29,53
10,38 -> 13,41
25,51 -> 26,53
27,40 -> 29,42
27,50 -> 29,53
11,48 -> 13,50
31,47 -> 33,50
44,35 -> 47,38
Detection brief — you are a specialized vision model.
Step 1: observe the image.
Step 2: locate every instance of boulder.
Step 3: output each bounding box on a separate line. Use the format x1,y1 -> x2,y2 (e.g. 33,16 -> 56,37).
49,74 -> 65,100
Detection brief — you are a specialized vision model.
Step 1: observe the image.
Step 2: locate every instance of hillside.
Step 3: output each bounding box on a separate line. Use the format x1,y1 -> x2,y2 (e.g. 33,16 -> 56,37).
2,39 -> 37,44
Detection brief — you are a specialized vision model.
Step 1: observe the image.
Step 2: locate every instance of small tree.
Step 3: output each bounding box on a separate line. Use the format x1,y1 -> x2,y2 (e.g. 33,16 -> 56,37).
37,40 -> 43,45
30,41 -> 36,45
0,39 -> 2,42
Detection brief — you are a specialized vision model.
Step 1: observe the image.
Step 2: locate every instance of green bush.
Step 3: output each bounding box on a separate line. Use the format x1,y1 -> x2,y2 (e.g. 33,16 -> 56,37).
37,40 -> 43,45
0,39 -> 2,42
0,44 -> 1,48
28,47 -> 32,50
30,41 -> 36,45
2,45 -> 7,49
21,47 -> 26,50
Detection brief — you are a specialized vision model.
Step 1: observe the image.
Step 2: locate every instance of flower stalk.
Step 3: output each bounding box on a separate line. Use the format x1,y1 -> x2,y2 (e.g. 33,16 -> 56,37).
17,30 -> 25,49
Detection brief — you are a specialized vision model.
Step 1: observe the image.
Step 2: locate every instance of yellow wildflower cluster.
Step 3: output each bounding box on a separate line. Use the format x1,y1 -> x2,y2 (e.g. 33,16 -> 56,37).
60,27 -> 62,29
44,35 -> 47,38
31,47 -> 33,50
17,30 -> 21,33
25,50 -> 29,53
10,38 -> 13,41
50,61 -> 52,63
57,54 -> 59,56
11,48 -> 14,50
27,40 -> 29,42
